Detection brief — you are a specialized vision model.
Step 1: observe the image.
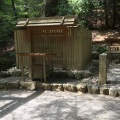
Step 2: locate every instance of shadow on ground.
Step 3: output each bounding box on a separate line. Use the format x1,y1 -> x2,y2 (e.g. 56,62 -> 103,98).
31,93 -> 120,120
0,90 -> 43,118
0,91 -> 120,120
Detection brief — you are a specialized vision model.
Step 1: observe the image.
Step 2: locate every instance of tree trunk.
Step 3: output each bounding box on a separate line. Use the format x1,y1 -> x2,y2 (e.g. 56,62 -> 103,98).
11,0 -> 17,19
24,0 -> 29,18
104,0 -> 110,29
45,0 -> 59,17
112,0 -> 117,29
41,0 -> 46,17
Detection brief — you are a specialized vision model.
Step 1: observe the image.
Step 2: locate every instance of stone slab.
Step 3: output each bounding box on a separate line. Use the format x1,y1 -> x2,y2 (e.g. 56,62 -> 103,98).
109,87 -> 119,97
63,84 -> 77,92
0,85 -> 5,90
45,84 -> 52,91
0,80 -> 9,85
100,86 -> 109,95
20,81 -> 36,90
92,85 -> 100,94
87,84 -> 93,94
7,80 -> 20,89
76,83 -> 87,93
36,83 -> 45,90
51,84 -> 64,91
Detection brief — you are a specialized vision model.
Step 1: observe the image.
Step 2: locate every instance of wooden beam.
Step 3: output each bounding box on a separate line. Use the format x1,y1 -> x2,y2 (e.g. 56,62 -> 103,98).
105,38 -> 120,43
110,51 -> 120,53
17,53 -> 56,57
43,56 -> 46,82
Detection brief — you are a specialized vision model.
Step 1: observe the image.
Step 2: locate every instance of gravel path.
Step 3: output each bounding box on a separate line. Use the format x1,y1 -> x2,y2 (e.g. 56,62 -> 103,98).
107,63 -> 120,85
0,90 -> 119,120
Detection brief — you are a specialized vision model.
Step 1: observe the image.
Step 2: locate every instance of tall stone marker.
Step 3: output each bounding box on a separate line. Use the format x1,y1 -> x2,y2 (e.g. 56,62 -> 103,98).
99,53 -> 107,85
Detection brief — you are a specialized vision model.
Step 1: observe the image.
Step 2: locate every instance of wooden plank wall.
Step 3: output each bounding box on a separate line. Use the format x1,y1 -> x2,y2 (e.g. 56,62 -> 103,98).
14,29 -> 31,68
81,28 -> 92,67
66,27 -> 83,70
15,27 -> 92,70
30,27 -> 64,68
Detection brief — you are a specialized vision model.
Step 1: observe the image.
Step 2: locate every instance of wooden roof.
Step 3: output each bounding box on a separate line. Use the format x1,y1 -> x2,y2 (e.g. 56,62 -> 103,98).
16,16 -> 77,27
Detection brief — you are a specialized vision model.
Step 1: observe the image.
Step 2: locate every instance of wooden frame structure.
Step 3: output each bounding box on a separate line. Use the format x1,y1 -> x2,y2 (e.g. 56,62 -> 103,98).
15,16 -> 92,81
105,38 -> 120,61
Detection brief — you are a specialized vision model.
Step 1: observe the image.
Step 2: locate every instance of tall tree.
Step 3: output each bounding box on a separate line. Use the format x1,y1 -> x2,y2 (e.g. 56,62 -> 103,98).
103,0 -> 110,29
24,0 -> 29,18
45,0 -> 59,17
112,0 -> 117,29
11,0 -> 18,19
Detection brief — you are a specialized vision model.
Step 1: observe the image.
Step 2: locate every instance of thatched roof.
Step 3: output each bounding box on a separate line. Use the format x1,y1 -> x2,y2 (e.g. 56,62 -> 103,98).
16,16 -> 78,27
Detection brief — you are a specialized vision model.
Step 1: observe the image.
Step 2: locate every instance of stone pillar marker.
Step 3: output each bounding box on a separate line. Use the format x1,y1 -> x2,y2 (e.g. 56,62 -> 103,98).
99,53 -> 107,85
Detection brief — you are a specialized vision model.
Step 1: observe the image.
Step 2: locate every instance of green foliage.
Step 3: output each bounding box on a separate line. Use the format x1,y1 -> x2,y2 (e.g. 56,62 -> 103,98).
57,0 -> 95,28
15,0 -> 44,17
96,45 -> 107,54
57,0 -> 74,15
0,0 -> 45,51
57,0 -> 120,29
28,0 -> 44,17
0,0 -> 16,51
0,51 -> 16,71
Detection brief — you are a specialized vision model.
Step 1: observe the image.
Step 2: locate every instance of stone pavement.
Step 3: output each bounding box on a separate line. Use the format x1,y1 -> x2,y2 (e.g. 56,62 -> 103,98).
0,90 -> 120,120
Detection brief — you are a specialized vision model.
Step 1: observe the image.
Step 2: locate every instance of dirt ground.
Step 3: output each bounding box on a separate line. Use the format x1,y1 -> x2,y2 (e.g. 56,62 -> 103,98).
92,30 -> 120,42
0,90 -> 119,120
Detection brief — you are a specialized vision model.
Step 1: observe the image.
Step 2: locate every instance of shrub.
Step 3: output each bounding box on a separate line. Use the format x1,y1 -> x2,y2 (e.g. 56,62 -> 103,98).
0,51 -> 16,71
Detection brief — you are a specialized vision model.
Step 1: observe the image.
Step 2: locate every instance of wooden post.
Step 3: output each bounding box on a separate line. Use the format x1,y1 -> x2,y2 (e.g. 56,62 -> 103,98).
43,55 -> 46,82
51,56 -> 54,71
28,28 -> 32,80
107,42 -> 112,62
99,53 -> 107,85
63,27 -> 67,69
14,30 -> 19,68
21,56 -> 25,81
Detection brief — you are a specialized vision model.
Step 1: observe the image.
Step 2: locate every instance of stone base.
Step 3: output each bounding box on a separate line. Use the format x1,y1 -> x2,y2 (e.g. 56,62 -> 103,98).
7,80 -> 19,89
0,85 -> 5,90
76,83 -> 87,93
52,84 -> 64,91
36,83 -> 45,90
63,84 -> 77,92
87,84 -> 93,94
92,85 -> 100,94
100,86 -> 109,95
0,79 -> 119,97
109,88 -> 119,97
45,84 -> 52,91
20,81 -> 36,90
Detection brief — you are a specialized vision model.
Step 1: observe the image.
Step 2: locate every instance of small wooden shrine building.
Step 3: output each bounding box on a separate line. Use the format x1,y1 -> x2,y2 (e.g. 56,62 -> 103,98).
15,16 -> 92,81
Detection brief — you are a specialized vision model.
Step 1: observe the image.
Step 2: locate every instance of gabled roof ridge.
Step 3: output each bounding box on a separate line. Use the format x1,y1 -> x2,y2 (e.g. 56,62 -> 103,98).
16,15 -> 78,27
